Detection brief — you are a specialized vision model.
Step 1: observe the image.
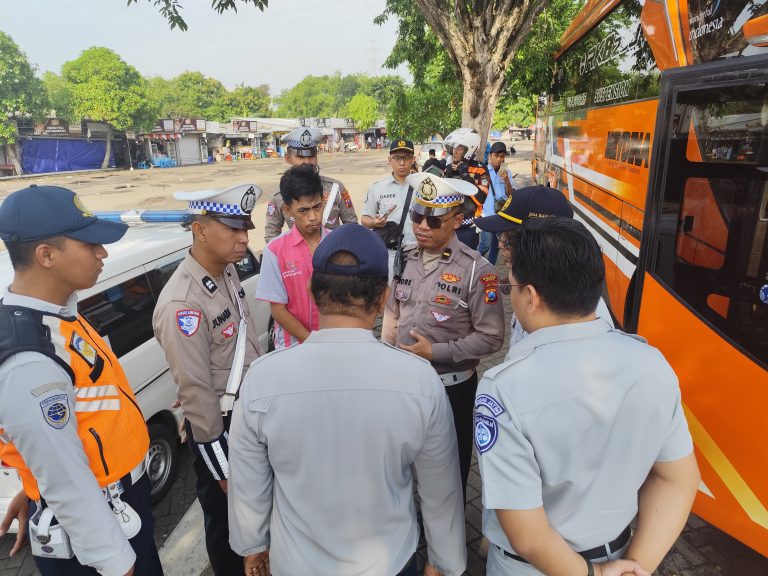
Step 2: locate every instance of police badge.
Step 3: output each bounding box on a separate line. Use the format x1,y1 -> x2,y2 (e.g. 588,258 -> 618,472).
419,177 -> 438,202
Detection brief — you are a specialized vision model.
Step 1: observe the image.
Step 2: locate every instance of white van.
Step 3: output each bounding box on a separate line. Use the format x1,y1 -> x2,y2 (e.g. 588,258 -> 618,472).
0,223 -> 270,528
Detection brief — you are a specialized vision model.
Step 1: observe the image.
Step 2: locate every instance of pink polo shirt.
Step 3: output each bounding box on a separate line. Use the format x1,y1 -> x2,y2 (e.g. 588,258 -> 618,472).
256,225 -> 327,350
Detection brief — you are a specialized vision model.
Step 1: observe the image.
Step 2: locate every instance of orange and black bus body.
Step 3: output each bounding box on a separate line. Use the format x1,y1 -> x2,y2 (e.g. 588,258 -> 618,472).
534,0 -> 768,556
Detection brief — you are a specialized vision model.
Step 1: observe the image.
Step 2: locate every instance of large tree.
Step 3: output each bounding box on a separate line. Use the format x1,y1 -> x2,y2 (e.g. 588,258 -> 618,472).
0,31 -> 48,174
377,0 -> 548,147
62,47 -> 157,168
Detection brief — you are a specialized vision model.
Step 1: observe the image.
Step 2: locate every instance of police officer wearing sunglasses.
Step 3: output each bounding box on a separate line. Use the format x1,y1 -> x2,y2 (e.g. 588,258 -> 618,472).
382,173 -> 506,498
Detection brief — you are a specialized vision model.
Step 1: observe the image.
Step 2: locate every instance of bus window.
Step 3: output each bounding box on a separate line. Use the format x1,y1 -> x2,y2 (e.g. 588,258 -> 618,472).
550,0 -> 660,113
655,85 -> 768,366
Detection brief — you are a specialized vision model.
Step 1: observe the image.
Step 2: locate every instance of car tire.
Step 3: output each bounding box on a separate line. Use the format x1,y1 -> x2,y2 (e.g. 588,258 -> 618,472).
147,422 -> 178,504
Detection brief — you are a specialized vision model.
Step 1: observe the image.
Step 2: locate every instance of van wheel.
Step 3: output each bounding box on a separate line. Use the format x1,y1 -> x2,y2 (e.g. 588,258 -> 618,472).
148,422 -> 178,504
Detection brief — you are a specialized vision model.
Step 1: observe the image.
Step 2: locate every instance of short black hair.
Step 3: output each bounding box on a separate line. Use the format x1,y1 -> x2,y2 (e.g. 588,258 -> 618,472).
5,237 -> 65,270
311,251 -> 388,317
429,149 -> 436,155
280,164 -> 322,206
503,217 -> 604,316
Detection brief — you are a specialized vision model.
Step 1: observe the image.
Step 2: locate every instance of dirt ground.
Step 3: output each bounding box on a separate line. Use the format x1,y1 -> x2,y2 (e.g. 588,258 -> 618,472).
0,141 -> 535,254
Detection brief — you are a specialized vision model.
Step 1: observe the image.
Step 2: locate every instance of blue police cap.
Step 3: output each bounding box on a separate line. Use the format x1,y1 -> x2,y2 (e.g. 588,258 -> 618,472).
0,185 -> 128,244
474,185 -> 574,233
312,223 -> 388,279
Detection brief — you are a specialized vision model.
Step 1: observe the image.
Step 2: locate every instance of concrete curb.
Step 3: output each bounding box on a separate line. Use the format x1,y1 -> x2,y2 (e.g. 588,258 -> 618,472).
158,501 -> 209,576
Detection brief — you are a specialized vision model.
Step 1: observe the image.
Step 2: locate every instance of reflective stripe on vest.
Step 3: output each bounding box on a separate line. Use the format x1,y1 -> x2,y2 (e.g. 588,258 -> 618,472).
0,314 -> 148,500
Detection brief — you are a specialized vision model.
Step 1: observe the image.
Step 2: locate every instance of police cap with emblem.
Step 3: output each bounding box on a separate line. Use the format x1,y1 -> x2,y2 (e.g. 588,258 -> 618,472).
0,184 -> 128,244
406,172 -> 477,217
174,183 -> 262,230
281,127 -> 324,157
474,185 -> 573,233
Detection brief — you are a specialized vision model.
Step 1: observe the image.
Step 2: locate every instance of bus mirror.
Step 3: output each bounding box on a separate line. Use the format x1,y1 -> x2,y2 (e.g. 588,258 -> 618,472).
683,214 -> 694,233
743,14 -> 768,47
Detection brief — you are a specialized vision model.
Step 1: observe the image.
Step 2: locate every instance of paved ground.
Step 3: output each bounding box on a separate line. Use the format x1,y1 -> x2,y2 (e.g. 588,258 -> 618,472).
2,147 -> 768,574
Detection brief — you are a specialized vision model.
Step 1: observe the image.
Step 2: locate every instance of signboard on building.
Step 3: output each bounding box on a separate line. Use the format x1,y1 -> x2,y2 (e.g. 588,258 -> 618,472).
232,120 -> 258,133
316,118 -> 329,128
174,118 -> 206,132
344,118 -> 355,128
153,119 -> 175,132
299,117 -> 307,127
43,118 -> 69,136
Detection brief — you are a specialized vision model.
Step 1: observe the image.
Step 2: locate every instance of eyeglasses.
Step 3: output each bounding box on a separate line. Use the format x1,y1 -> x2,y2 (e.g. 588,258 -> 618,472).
409,209 -> 456,229
498,282 -> 522,295
390,155 -> 414,164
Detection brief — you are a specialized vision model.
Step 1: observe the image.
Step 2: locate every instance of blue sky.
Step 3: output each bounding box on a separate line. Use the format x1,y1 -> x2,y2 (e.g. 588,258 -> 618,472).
0,0 -> 408,95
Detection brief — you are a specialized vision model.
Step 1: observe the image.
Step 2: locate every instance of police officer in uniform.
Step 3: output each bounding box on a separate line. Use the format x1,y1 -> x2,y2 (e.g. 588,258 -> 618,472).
0,185 -> 162,575
382,172 -> 506,497
152,184 -> 263,576
229,224 -> 466,576
476,218 -> 699,576
443,128 -> 490,250
264,127 -> 357,244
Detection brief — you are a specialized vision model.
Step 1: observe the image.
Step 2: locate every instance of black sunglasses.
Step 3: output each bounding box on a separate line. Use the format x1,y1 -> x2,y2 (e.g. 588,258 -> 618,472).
409,209 -> 457,230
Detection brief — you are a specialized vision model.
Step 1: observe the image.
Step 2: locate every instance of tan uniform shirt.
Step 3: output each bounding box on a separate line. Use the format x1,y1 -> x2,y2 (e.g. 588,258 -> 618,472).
152,252 -> 261,445
382,235 -> 505,375
264,174 -> 358,243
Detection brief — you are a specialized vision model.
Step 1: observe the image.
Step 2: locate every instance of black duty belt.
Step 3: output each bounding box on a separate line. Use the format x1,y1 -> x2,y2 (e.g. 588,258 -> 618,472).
499,524 -> 631,564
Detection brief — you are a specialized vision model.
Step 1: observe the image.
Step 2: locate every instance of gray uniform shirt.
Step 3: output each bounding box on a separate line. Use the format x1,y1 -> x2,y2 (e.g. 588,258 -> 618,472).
0,290 -> 135,576
382,235 -> 505,374
476,320 -> 694,554
264,174 -> 357,243
362,174 -> 418,248
228,328 -> 467,576
152,252 -> 261,477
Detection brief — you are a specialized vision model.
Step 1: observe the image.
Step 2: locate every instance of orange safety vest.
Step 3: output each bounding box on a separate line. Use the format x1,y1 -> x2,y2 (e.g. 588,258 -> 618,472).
0,311 -> 149,500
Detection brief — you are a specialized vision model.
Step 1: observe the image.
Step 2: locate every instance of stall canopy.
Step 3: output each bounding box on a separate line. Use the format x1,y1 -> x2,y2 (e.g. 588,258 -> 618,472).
20,138 -> 114,174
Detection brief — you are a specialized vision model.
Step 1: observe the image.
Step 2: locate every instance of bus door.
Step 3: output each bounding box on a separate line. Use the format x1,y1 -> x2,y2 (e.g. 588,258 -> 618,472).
635,54 -> 768,556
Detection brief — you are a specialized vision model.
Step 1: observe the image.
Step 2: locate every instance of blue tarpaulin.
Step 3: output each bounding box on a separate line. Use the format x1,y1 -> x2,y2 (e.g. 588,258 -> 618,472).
20,138 -> 114,174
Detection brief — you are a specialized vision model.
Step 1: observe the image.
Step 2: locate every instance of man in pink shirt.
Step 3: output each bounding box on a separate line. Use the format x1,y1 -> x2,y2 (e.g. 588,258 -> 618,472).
257,164 -> 326,350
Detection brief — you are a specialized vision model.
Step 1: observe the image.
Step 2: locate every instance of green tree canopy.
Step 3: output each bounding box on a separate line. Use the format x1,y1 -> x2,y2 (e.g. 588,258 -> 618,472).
0,31 -> 48,145
345,94 -> 378,131
42,71 -> 72,122
62,47 -> 158,167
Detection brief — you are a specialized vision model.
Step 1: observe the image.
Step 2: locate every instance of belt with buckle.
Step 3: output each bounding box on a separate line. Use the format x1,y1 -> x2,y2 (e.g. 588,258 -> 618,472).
439,369 -> 475,387
499,525 -> 631,563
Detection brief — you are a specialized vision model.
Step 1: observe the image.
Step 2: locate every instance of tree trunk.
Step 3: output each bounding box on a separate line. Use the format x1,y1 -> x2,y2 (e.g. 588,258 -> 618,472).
3,142 -> 23,175
460,58 -> 506,157
101,129 -> 113,169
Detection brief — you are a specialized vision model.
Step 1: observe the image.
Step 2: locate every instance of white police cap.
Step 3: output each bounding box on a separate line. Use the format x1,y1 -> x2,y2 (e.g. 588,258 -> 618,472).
281,127 -> 323,156
174,183 -> 262,230
406,172 -> 476,216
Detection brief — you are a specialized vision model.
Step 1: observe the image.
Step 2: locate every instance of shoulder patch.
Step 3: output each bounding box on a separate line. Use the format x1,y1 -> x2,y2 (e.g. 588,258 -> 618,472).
475,394 -> 505,416
341,190 -> 353,208
176,309 -> 202,337
474,413 -> 498,454
40,394 -> 70,429
267,201 -> 276,216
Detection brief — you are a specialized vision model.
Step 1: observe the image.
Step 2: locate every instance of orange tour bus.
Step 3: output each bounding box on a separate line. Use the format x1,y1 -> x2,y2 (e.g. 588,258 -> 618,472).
533,0 -> 768,557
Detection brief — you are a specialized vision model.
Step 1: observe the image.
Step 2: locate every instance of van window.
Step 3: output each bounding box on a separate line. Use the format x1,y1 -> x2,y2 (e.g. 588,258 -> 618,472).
79,275 -> 156,358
